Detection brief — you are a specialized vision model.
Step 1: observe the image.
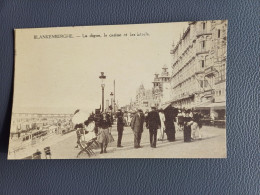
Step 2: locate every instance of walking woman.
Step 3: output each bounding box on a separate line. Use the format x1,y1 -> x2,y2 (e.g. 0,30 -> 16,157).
97,112 -> 112,154
183,109 -> 193,142
164,106 -> 178,142
158,109 -> 166,141
191,111 -> 203,140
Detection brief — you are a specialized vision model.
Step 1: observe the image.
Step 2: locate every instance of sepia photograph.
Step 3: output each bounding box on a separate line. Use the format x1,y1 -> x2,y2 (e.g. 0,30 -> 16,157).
8,20 -> 227,159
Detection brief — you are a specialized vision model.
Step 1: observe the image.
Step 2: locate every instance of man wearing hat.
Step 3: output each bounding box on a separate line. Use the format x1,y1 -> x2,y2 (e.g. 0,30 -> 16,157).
116,109 -> 125,147
130,109 -> 145,148
146,105 -> 161,148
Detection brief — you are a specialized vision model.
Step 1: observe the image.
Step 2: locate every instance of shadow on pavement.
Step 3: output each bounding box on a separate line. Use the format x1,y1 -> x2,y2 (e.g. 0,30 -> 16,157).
102,134 -> 222,154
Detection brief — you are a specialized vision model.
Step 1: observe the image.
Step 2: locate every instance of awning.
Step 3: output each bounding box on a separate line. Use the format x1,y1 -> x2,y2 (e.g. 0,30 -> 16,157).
210,102 -> 226,109
194,101 -> 226,110
165,94 -> 194,104
161,103 -> 171,110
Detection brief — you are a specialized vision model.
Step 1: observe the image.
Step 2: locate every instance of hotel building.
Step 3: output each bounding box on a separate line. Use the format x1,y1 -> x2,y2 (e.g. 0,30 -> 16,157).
169,20 -> 227,119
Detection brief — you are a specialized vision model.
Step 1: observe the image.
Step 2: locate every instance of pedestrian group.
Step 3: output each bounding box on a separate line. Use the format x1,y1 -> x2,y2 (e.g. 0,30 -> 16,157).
73,105 -> 204,156
115,105 -> 204,150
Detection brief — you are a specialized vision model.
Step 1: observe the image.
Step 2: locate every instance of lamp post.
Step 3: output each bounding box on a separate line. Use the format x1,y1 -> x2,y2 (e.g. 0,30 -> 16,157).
99,72 -> 106,112
110,92 -> 114,123
110,92 -> 114,111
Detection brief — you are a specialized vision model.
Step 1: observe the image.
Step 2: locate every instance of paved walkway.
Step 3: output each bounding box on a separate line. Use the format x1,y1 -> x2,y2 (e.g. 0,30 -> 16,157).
50,125 -> 226,159
9,124 -> 226,159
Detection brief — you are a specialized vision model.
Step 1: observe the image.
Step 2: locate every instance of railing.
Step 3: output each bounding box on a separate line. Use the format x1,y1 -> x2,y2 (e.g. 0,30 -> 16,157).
9,131 -> 58,155
205,66 -> 217,76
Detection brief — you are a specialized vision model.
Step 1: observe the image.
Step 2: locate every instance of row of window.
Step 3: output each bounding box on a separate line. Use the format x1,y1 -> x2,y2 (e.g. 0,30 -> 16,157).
174,34 -> 225,69
173,21 -> 226,57
173,41 -> 194,66
172,70 -> 226,98
172,76 -> 200,98
172,60 -> 225,88
214,89 -> 225,96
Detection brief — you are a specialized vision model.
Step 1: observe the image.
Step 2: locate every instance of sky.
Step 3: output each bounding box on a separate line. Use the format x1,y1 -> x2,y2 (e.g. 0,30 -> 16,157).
13,22 -> 188,114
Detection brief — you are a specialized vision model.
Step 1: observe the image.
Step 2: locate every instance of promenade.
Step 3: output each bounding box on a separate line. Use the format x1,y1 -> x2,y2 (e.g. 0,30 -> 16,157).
50,125 -> 226,159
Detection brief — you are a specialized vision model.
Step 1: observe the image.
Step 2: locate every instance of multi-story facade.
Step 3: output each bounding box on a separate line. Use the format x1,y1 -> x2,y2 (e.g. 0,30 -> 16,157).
169,20 -> 227,119
152,65 -> 171,107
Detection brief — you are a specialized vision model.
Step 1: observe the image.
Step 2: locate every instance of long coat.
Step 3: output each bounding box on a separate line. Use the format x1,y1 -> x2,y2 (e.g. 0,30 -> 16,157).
131,113 -> 144,133
164,106 -> 178,141
147,111 -> 161,130
117,112 -> 125,132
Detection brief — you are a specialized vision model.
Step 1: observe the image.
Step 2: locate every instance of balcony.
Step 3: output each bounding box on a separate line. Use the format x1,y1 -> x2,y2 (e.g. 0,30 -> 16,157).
205,66 -> 217,77
196,49 -> 209,55
196,30 -> 212,37
215,75 -> 226,84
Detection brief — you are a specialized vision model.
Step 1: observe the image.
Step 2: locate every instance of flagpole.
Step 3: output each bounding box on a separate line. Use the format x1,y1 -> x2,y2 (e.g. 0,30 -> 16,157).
114,80 -> 115,113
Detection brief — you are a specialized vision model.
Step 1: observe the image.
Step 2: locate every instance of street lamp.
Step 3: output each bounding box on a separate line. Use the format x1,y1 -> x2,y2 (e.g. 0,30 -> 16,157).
99,72 -> 106,112
110,92 -> 114,110
110,92 -> 114,123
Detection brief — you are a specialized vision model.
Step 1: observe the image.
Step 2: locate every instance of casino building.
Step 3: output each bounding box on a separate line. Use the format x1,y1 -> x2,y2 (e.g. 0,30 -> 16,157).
168,20 -> 227,119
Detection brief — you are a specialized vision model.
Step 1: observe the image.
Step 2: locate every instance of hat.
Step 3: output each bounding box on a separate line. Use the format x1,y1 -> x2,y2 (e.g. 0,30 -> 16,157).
150,104 -> 156,109
184,109 -> 191,114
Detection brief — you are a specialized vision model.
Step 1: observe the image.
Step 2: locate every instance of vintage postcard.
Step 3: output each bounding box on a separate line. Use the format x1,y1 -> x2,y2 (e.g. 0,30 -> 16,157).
8,20 -> 227,159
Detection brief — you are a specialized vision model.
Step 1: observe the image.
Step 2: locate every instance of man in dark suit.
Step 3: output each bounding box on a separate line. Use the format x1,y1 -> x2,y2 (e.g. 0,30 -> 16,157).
147,106 -> 161,148
130,109 -> 145,148
116,109 -> 125,147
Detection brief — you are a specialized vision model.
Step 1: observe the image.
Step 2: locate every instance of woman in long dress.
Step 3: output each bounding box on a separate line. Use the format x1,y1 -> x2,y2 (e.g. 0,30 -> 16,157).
97,112 -> 112,154
183,110 -> 193,142
124,112 -> 128,127
191,111 -> 203,140
158,109 -> 166,141
164,106 -> 178,142
127,112 -> 132,126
